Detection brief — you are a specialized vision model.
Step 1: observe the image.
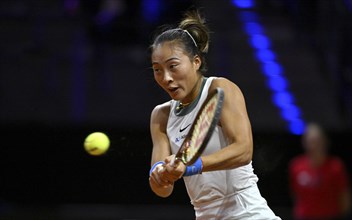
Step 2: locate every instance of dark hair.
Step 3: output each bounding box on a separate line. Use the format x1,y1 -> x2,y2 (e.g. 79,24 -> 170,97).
150,10 -> 210,74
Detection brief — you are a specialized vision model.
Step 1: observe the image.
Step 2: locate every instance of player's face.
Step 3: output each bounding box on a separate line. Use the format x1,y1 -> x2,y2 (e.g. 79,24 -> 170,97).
151,42 -> 201,103
303,129 -> 326,154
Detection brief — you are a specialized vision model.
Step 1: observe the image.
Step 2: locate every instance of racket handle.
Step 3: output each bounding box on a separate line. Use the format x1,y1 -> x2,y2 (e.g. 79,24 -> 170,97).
170,157 -> 175,167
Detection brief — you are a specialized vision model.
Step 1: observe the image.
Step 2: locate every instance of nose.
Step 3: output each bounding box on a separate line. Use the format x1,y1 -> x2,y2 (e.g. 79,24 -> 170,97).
162,71 -> 173,85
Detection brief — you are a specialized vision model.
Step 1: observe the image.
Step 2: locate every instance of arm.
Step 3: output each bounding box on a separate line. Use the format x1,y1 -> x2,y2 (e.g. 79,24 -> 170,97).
340,188 -> 351,217
201,77 -> 253,172
149,102 -> 174,198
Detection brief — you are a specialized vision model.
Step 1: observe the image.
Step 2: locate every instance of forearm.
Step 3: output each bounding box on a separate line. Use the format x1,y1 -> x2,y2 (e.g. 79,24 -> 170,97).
201,142 -> 252,172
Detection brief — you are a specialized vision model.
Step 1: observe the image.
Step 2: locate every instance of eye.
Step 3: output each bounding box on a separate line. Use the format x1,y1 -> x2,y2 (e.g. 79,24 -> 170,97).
152,66 -> 160,73
170,64 -> 178,69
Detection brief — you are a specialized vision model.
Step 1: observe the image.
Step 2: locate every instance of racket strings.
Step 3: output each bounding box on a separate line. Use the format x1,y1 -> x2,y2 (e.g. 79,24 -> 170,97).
183,96 -> 218,160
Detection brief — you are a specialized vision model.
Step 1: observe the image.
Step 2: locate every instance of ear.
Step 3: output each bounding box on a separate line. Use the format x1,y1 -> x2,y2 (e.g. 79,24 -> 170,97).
193,55 -> 201,71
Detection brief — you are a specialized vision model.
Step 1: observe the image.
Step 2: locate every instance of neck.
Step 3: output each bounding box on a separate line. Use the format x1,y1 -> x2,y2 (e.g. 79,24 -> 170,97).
308,151 -> 327,167
181,75 -> 203,104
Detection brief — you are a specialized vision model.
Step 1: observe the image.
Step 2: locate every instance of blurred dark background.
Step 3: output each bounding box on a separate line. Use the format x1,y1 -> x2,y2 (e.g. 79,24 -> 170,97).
0,0 -> 351,219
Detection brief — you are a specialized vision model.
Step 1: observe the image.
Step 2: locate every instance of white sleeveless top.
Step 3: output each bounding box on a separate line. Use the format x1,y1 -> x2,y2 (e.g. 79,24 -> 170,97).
167,77 -> 259,207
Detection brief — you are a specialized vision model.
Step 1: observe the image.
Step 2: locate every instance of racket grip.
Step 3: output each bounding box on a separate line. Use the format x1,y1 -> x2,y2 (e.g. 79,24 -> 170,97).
170,157 -> 175,167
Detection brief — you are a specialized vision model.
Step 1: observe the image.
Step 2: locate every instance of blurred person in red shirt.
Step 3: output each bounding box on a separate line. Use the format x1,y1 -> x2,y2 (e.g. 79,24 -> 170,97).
289,123 -> 351,220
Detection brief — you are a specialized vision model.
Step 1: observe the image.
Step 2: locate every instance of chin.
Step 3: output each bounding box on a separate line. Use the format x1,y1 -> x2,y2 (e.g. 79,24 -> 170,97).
168,91 -> 184,101
170,95 -> 182,101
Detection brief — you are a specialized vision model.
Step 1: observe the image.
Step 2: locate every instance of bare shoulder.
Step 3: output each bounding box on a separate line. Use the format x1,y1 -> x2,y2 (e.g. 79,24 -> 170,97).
210,77 -> 243,96
151,101 -> 171,126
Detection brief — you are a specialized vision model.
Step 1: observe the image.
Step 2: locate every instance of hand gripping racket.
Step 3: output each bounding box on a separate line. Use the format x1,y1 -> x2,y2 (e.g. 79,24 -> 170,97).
173,87 -> 224,166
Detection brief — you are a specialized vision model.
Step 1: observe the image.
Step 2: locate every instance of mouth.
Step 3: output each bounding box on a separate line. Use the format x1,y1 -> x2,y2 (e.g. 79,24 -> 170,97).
168,87 -> 179,93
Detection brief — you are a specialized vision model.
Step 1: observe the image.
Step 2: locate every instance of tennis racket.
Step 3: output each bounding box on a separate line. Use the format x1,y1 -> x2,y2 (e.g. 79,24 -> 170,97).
173,87 -> 224,166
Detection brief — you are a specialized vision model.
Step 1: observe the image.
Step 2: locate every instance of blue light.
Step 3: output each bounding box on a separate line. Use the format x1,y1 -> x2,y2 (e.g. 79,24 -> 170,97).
238,11 -> 258,22
289,119 -> 305,135
250,34 -> 270,50
232,0 -> 255,9
261,61 -> 282,76
234,1 -> 306,135
281,105 -> 301,120
256,49 -> 276,62
272,91 -> 294,108
142,0 -> 161,24
243,22 -> 263,35
267,76 -> 287,92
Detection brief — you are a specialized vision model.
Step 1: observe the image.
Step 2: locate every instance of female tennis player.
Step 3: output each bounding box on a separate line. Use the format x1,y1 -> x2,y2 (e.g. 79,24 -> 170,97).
148,10 -> 281,219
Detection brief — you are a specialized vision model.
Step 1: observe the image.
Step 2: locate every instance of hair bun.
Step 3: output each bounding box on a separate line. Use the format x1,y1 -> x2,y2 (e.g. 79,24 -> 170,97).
179,10 -> 210,54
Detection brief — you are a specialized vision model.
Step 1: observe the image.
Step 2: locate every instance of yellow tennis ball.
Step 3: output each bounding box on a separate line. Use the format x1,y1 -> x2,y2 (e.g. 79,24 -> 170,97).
84,132 -> 110,156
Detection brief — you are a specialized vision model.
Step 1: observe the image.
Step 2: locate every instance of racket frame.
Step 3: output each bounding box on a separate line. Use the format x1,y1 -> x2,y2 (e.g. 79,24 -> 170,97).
174,87 -> 224,166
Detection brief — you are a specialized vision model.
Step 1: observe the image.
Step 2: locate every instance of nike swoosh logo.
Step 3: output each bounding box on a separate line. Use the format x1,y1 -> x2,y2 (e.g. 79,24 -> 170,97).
179,124 -> 191,132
